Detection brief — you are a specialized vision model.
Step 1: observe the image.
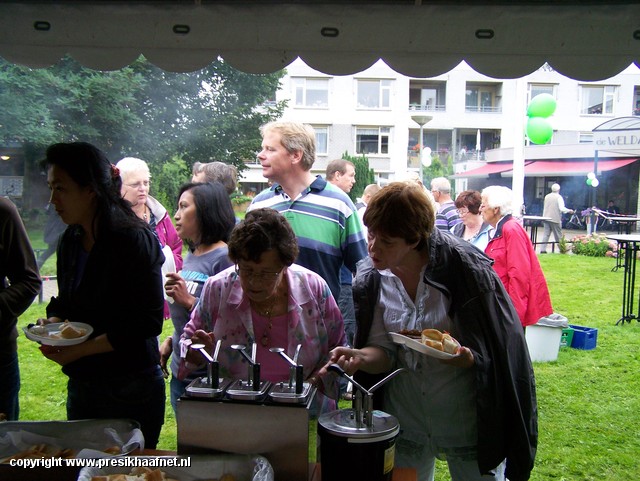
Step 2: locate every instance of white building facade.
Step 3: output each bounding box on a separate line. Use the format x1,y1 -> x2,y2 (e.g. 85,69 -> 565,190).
242,58 -> 640,215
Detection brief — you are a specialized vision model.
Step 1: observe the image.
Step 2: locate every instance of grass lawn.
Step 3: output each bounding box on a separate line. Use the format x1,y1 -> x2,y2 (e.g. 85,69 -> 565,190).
12,238 -> 640,480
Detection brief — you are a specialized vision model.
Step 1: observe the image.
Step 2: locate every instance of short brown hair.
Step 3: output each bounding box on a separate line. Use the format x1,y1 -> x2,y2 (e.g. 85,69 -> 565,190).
363,182 -> 435,249
326,159 -> 354,181
454,190 -> 482,215
228,208 -> 299,265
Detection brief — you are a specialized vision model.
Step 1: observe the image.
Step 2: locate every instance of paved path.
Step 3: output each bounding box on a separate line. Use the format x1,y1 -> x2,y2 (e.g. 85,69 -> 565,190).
36,277 -> 58,304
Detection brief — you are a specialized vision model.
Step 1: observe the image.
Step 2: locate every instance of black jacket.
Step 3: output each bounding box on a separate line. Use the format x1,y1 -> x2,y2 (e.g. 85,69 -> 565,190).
47,224 -> 164,379
353,228 -> 538,481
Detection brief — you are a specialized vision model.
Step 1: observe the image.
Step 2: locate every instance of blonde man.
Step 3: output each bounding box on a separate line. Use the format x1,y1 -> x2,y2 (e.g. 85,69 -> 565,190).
248,121 -> 367,302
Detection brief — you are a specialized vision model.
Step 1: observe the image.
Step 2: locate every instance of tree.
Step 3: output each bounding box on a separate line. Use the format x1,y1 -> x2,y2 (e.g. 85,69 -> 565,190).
422,153 -> 455,194
149,155 -> 190,214
0,56 -> 286,209
341,151 -> 375,202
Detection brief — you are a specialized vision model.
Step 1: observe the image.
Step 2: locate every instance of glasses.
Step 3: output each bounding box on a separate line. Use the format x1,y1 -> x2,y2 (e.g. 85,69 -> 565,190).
126,181 -> 150,189
235,265 -> 283,282
456,208 -> 469,215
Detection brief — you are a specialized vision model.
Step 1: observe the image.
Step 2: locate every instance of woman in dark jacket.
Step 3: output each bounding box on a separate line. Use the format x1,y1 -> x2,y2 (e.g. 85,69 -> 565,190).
37,142 -> 165,448
324,182 -> 537,481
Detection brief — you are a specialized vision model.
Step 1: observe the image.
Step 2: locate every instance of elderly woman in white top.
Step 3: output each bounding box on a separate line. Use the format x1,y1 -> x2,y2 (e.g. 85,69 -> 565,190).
117,157 -> 184,319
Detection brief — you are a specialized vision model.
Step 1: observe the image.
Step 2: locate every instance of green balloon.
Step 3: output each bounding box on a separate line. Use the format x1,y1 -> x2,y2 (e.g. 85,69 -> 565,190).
526,117 -> 553,144
586,178 -> 593,186
527,93 -> 557,118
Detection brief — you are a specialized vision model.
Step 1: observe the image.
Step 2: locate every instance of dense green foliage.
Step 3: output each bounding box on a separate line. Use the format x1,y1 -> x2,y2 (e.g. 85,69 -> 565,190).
422,154 -> 455,195
0,55 -> 286,208
340,151 -> 375,203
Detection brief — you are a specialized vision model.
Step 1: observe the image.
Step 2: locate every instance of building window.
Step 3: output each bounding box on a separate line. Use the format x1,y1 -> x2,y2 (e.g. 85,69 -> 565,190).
579,132 -> 594,144
292,78 -> 328,108
465,83 -> 502,113
357,79 -> 391,109
356,127 -> 390,155
409,81 -> 446,111
580,85 -> 616,115
314,126 -> 328,155
528,83 -> 556,103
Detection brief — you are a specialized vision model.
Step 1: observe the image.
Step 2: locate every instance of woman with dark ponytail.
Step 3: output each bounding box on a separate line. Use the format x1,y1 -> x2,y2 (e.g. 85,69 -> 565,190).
37,142 -> 166,448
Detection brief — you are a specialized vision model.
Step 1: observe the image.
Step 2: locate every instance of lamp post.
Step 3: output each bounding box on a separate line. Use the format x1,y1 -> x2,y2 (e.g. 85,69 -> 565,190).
411,115 -> 433,171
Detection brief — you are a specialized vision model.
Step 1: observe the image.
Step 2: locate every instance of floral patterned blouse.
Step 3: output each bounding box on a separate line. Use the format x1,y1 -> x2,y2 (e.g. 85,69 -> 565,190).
178,263 -> 346,402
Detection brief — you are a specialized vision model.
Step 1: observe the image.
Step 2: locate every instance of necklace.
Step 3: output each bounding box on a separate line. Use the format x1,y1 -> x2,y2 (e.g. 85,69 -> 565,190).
252,298 -> 277,347
261,315 -> 273,347
142,205 -> 148,222
252,287 -> 288,347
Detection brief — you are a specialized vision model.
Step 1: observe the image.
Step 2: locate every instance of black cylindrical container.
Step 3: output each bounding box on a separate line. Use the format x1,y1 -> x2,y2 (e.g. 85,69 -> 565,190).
318,408 -> 399,481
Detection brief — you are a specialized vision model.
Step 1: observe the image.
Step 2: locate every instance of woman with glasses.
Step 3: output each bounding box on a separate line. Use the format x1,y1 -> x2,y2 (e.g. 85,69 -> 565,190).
179,208 -> 346,413
321,182 -> 537,481
450,190 -> 492,251
162,182 -> 235,413
116,157 -> 183,320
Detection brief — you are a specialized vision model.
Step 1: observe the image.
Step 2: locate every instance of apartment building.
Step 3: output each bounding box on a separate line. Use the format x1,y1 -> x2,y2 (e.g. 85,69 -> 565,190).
241,58 -> 640,214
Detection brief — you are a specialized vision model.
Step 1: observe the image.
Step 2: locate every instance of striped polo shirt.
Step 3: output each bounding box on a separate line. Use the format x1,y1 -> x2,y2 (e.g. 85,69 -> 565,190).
247,176 -> 367,299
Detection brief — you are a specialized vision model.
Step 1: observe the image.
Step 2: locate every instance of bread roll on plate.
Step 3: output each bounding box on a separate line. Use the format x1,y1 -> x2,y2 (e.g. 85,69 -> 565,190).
421,328 -> 459,354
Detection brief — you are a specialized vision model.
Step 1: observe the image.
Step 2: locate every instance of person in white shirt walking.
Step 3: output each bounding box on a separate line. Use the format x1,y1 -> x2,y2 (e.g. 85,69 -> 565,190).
540,183 -> 574,253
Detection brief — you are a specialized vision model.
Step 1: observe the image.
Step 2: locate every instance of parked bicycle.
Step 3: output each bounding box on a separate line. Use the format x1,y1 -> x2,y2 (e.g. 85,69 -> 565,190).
564,211 -> 585,230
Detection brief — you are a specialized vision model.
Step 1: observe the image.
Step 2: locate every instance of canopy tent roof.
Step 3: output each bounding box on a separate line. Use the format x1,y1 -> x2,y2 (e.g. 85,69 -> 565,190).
1,1 -> 639,79
454,161 -> 523,178
455,158 -> 638,178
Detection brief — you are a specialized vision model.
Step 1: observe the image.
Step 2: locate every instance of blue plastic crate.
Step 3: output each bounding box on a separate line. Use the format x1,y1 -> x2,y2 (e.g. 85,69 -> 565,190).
568,324 -> 598,350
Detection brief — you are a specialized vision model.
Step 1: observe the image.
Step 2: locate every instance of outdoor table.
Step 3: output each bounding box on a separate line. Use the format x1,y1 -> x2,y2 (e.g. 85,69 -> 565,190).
607,216 -> 640,235
607,234 -> 640,325
522,215 -> 552,246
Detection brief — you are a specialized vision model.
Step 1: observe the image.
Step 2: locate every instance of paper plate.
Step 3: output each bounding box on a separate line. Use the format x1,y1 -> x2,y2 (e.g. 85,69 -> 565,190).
23,322 -> 93,346
389,332 -> 457,360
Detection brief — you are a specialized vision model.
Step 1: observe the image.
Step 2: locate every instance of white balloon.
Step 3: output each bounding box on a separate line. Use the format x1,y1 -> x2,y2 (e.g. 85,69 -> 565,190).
421,147 -> 432,167
587,172 -> 596,180
591,178 -> 600,187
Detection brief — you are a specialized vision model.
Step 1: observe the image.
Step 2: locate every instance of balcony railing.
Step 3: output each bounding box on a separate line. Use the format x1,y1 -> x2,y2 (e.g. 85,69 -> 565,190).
409,103 -> 446,112
465,106 -> 502,113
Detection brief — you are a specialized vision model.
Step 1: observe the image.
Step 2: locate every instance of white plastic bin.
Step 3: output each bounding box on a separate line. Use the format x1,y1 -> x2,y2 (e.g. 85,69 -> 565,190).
525,313 -> 568,362
525,323 -> 563,362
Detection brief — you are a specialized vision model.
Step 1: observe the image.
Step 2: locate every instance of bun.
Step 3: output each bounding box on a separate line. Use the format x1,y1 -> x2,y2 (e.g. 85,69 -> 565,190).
421,329 -> 443,342
422,328 -> 459,354
442,333 -> 460,354
424,339 -> 444,351
421,329 -> 444,351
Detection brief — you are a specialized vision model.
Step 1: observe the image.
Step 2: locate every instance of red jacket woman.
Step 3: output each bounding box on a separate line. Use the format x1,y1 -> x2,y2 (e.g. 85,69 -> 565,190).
482,186 -> 552,327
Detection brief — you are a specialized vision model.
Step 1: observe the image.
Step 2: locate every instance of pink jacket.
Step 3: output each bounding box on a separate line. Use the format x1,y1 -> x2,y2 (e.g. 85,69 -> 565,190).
148,196 -> 183,319
485,215 -> 553,327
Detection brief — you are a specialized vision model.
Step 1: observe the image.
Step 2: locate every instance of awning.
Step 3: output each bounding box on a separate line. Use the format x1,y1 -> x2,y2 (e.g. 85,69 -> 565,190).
1,3 -> 639,79
522,158 -> 638,176
454,158 -> 638,179
454,162 -> 517,178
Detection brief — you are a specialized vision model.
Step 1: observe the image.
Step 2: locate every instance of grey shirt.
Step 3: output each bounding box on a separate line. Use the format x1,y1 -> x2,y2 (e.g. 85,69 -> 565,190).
168,247 -> 232,377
